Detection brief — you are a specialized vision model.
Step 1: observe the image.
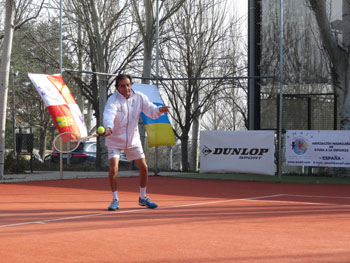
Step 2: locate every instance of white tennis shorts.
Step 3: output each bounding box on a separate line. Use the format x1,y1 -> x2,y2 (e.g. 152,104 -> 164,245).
108,146 -> 145,161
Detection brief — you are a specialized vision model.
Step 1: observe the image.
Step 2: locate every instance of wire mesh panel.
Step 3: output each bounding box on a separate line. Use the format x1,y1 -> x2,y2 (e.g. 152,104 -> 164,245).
282,96 -> 309,130
311,96 -> 337,130
260,93 -> 336,130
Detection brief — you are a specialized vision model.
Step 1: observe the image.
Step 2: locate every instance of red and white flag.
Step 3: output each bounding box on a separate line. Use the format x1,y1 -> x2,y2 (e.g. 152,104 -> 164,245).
28,73 -> 87,137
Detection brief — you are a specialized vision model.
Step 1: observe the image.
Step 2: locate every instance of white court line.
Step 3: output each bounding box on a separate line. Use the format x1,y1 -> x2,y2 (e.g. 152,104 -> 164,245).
0,194 -> 283,229
283,194 -> 350,200
1,193 -> 349,229
245,194 -> 350,208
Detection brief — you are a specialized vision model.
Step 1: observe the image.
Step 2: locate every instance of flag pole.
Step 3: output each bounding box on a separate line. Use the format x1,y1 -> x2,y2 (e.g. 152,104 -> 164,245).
154,0 -> 160,176
59,0 -> 63,179
59,0 -> 63,73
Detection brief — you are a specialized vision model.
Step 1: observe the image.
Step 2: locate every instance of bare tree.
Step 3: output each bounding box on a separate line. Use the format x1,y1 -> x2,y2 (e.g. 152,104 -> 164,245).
260,0 -> 332,130
0,0 -> 44,42
130,0 -> 186,158
308,0 -> 350,130
160,0 -> 233,171
130,0 -> 186,82
261,0 -> 329,87
0,0 -> 15,179
10,20 -> 65,159
0,0 -> 46,177
201,18 -> 248,131
60,0 -> 141,167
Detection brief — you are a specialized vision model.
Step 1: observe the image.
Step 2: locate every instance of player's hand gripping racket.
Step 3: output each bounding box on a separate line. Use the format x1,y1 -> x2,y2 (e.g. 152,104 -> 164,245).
53,132 -> 100,153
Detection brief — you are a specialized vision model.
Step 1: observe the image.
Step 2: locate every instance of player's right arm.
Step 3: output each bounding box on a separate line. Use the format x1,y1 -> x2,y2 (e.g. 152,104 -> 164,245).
103,93 -> 118,136
104,127 -> 113,136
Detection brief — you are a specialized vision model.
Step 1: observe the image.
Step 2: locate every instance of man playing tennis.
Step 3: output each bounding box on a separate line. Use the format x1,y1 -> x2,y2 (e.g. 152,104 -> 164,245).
103,74 -> 170,211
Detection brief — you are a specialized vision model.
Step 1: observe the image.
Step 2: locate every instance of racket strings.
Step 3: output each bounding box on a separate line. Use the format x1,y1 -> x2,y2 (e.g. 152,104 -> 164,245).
53,133 -> 80,153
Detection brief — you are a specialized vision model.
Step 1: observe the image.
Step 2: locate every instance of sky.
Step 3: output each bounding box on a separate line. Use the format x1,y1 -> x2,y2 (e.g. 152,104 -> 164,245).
230,0 -> 248,38
231,0 -> 248,19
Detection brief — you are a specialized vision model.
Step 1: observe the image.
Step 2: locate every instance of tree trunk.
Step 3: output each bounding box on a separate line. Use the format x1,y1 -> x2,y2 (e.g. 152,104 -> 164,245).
77,22 -> 85,119
86,102 -> 92,133
308,0 -> 350,175
142,0 -> 154,84
308,0 -> 350,129
191,91 -> 201,171
181,135 -> 189,172
0,0 -> 15,179
138,0 -> 154,150
90,0 -> 108,168
39,126 -> 47,160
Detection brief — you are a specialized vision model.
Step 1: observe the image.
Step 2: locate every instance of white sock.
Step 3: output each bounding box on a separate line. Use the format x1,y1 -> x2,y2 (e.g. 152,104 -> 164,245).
112,190 -> 119,201
140,187 -> 147,199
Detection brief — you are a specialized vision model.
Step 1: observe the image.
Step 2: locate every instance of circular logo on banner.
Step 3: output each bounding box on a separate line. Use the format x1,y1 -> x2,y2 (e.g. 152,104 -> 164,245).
291,138 -> 308,155
201,145 -> 212,157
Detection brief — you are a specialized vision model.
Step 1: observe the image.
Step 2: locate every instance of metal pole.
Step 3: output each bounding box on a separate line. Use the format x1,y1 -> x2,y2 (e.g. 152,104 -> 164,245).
12,71 -> 17,158
59,0 -> 63,179
278,0 -> 284,180
156,0 -> 160,81
64,69 -> 275,80
248,0 -> 255,130
59,0 -> 63,73
154,0 -> 160,175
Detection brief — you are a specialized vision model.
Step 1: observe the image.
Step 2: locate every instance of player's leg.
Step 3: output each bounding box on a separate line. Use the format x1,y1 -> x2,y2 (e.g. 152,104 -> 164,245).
125,146 -> 158,209
108,149 -> 121,211
109,157 -> 119,192
136,157 -> 148,188
135,158 -> 158,209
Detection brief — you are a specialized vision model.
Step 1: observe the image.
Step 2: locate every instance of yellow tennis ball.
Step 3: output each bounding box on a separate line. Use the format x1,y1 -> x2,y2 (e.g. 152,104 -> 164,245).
97,126 -> 105,134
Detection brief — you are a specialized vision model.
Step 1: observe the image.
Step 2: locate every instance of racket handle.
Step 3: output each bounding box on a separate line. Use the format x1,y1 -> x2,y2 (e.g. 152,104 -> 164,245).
80,134 -> 101,141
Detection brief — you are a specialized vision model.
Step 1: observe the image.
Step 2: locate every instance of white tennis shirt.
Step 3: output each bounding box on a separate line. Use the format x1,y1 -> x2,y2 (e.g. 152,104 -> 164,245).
103,90 -> 163,149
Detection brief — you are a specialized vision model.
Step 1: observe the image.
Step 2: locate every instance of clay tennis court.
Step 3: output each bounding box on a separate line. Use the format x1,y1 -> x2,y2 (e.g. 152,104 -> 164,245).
1,176 -> 350,263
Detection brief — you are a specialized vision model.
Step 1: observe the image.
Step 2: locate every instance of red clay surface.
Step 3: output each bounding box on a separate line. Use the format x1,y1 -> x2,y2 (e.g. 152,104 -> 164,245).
1,176 -> 350,263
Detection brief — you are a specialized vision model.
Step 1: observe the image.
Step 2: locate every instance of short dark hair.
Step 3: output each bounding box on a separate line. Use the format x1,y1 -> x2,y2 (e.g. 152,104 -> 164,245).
115,74 -> 132,87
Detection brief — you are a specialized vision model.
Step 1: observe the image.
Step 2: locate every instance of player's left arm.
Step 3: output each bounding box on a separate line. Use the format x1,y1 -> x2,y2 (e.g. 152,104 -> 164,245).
140,93 -> 169,119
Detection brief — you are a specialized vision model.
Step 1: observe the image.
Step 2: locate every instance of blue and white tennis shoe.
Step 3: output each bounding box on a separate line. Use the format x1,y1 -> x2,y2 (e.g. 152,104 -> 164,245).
138,196 -> 158,209
108,199 -> 119,211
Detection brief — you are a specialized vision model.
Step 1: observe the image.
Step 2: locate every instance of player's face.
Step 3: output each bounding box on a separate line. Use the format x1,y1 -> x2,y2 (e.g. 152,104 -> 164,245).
117,78 -> 132,99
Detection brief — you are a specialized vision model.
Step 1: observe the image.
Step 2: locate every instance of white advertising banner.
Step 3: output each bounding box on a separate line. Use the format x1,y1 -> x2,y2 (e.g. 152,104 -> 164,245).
199,131 -> 275,175
286,130 -> 350,167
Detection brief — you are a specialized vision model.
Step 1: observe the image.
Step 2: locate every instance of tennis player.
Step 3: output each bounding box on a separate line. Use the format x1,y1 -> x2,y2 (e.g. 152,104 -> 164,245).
103,74 -> 169,211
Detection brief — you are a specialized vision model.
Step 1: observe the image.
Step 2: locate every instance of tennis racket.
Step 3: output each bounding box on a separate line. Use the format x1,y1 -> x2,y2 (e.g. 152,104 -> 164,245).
53,132 -> 100,153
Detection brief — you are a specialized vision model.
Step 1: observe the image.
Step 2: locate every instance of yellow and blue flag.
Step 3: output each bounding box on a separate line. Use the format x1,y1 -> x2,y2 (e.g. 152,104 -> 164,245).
132,83 -> 176,147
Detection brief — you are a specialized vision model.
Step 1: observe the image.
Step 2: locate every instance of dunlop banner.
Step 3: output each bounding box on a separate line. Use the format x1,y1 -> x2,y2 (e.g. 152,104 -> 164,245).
199,131 -> 275,175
